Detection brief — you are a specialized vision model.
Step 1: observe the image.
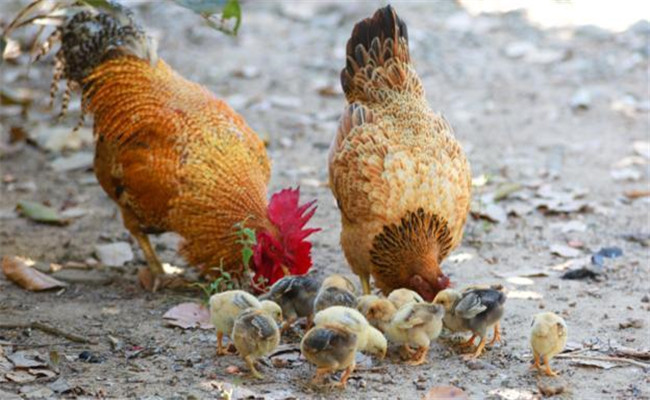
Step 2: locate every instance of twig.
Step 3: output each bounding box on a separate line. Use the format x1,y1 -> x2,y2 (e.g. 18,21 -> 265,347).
355,366 -> 387,373
0,322 -> 97,344
558,354 -> 649,369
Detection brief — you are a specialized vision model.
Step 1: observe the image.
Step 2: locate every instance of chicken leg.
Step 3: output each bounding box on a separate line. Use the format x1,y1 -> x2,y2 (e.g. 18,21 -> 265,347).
458,334 -> 477,348
312,367 -> 331,385
488,323 -> 501,346
543,355 -> 559,377
216,332 -> 227,356
360,272 -> 371,295
245,355 -> 263,379
463,336 -> 487,359
406,346 -> 429,366
122,208 -> 164,291
334,363 -> 355,388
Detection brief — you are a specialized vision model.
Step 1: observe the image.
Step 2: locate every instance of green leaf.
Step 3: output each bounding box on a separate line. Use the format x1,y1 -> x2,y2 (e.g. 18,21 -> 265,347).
16,201 -> 67,225
170,0 -> 241,36
242,247 -> 253,267
221,0 -> 241,35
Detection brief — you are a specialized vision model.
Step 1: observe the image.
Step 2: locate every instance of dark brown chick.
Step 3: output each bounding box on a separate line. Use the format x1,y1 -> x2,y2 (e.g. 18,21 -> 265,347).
232,308 -> 280,379
260,275 -> 320,332
436,288 -> 506,359
301,323 -> 358,388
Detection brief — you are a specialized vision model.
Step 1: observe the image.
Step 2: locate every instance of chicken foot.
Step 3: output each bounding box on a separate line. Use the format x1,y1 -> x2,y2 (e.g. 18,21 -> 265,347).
334,363 -> 355,388
245,355 -> 264,379
216,332 -> 228,356
488,323 -> 501,346
406,346 -> 429,366
122,208 -> 164,292
463,336 -> 487,359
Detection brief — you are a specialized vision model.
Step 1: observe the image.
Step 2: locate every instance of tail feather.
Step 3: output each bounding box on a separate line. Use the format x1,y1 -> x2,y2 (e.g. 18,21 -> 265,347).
340,5 -> 423,104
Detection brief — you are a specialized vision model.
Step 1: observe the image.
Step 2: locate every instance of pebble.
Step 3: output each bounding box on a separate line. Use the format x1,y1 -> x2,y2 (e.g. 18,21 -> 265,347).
51,152 -> 94,172
570,89 -> 592,110
94,242 -> 134,267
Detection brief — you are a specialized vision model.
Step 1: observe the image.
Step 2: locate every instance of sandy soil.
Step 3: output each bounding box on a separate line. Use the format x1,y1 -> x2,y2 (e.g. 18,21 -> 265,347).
1,1 -> 649,399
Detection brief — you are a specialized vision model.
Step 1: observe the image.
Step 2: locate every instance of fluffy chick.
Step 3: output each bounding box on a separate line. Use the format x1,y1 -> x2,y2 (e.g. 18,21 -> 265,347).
356,294 -> 380,315
362,297 -> 397,333
530,312 -> 567,377
322,274 -> 357,293
434,288 -> 506,359
231,308 -> 280,379
387,288 -> 424,309
301,323 -> 358,388
313,306 -> 387,359
209,290 -> 281,355
385,303 -> 445,365
260,275 -> 320,332
314,275 -> 357,313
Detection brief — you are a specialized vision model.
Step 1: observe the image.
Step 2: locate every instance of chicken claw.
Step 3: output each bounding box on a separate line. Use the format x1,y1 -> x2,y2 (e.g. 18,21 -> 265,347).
406,347 -> 429,366
488,323 -> 501,346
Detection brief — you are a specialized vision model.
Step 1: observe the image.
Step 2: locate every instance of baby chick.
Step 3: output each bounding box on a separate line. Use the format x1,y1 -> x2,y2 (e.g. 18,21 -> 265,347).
530,312 -> 567,376
209,290 -> 282,355
313,306 -> 387,359
313,274 -> 357,313
387,288 -> 424,309
356,294 -> 381,315
301,323 -> 358,388
362,297 -> 397,333
231,308 -> 281,379
260,275 -> 320,332
384,303 -> 445,365
434,288 -> 506,359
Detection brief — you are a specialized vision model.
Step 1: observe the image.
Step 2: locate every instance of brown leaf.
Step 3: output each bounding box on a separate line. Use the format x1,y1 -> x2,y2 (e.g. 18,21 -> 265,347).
423,386 -> 468,400
163,302 -> 213,330
2,256 -> 67,291
6,370 -> 36,383
624,189 -> 650,200
225,365 -> 240,374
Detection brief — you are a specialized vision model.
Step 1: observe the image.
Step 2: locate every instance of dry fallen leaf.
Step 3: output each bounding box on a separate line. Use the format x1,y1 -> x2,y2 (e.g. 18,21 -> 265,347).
423,386 -> 468,400
5,370 -> 36,384
550,244 -> 581,258
624,189 -> 650,200
2,256 -> 67,291
163,302 -> 213,330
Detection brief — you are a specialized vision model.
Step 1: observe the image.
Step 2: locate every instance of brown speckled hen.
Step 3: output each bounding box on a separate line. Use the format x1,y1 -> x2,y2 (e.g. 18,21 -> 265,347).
11,2 -> 319,291
328,5 -> 471,301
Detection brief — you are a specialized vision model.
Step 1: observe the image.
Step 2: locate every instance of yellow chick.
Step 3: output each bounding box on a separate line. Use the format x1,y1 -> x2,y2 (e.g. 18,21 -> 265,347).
356,294 -> 381,315
209,290 -> 282,355
362,297 -> 397,333
314,275 -> 357,313
387,288 -> 424,309
260,275 -> 320,332
231,308 -> 281,379
385,303 -> 445,365
301,323 -> 358,388
313,306 -> 387,359
530,312 -> 567,377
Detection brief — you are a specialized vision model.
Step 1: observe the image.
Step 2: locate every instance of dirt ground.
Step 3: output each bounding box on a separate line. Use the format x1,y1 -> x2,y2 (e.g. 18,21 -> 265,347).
1,1 -> 649,399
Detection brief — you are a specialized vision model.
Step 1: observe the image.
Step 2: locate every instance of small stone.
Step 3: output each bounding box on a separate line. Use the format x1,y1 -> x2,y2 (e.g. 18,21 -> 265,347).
51,152 -> 94,172
19,386 -> 54,399
570,89 -> 591,111
0,389 -> 21,400
94,242 -> 134,267
78,351 -> 104,363
641,295 -> 650,303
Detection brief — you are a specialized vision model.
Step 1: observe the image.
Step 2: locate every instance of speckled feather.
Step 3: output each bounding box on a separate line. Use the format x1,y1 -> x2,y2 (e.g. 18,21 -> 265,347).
329,5 -> 472,293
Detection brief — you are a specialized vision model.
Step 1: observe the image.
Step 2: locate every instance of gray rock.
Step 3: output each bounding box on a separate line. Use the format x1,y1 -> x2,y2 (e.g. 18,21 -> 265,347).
51,152 -> 94,172
95,242 -> 134,267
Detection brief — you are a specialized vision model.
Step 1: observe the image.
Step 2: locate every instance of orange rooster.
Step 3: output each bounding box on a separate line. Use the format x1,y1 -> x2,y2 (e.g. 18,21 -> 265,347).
328,6 -> 472,301
9,2 -> 319,291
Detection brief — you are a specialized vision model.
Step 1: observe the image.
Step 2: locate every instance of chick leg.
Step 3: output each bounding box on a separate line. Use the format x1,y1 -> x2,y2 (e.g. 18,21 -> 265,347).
335,363 -> 355,388
245,355 -> 263,379
281,317 -> 296,334
406,346 -> 429,366
122,208 -> 164,291
530,352 -> 541,370
312,367 -> 330,385
464,336 -> 487,359
216,331 -> 228,356
305,315 -> 314,331
488,323 -> 502,346
543,355 -> 558,377
360,273 -> 371,295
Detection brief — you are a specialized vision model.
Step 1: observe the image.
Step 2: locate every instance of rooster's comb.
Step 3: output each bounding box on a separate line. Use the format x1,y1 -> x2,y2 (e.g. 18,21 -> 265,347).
268,187 -> 320,242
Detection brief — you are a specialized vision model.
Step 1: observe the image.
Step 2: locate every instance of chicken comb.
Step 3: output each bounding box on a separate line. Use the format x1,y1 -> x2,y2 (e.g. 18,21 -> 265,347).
268,187 -> 320,243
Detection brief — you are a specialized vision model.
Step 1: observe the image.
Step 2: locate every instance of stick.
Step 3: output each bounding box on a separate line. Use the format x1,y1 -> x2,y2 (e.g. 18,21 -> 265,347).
0,322 -> 97,344
558,354 -> 649,369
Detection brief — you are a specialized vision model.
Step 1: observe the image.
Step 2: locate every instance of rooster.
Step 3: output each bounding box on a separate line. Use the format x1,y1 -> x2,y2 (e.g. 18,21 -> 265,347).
8,2 -> 319,291
328,5 -> 472,301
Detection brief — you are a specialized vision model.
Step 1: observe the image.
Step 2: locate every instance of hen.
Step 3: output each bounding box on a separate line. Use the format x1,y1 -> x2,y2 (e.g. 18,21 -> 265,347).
10,2 -> 319,290
328,5 -> 471,301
